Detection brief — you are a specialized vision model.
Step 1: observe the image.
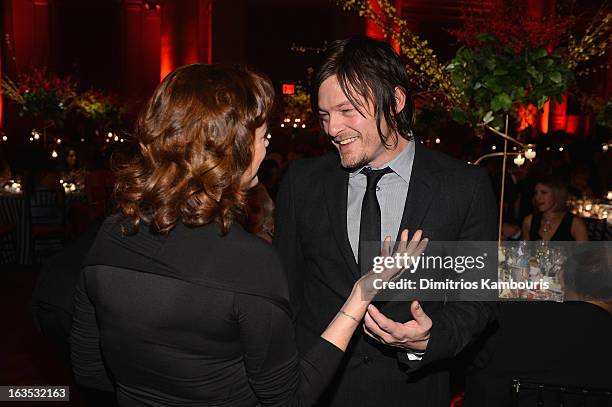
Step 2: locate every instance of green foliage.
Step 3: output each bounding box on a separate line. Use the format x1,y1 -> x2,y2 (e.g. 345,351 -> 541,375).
446,36 -> 573,129
596,98 -> 612,129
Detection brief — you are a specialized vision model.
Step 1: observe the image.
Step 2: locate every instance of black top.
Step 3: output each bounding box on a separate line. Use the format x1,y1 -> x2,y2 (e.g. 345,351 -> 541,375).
529,212 -> 574,241
70,218 -> 343,407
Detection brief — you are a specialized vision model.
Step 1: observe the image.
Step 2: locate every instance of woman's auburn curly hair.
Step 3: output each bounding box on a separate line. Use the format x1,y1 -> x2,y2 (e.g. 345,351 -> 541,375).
114,63 -> 274,235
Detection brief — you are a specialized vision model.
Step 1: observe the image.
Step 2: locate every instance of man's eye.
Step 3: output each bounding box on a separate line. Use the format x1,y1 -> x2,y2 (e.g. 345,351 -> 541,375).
341,109 -> 353,114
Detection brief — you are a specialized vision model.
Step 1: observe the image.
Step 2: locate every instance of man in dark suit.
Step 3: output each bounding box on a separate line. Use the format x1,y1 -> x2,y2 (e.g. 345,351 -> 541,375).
274,36 -> 498,406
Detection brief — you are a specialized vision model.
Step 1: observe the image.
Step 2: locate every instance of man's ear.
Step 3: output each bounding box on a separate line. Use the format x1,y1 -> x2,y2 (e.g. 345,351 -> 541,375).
394,86 -> 406,114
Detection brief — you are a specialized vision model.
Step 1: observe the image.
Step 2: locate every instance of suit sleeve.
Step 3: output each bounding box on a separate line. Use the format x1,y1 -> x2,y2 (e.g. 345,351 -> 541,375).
273,164 -> 305,318
70,271 -> 114,391
400,168 -> 499,369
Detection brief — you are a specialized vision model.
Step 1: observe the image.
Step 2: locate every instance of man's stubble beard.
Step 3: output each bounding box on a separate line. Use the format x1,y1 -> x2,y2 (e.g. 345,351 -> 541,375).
339,150 -> 370,171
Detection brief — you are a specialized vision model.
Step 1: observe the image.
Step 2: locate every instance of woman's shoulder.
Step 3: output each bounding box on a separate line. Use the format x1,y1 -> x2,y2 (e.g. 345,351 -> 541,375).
188,223 -> 290,309
170,221 -> 286,281
213,223 -> 284,275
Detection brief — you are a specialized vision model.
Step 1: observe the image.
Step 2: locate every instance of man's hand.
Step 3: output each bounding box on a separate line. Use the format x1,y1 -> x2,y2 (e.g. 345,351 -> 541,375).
363,300 -> 432,352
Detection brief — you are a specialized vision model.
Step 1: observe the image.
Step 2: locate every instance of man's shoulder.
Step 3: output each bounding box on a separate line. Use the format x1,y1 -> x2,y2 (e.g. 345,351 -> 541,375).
419,143 -> 486,180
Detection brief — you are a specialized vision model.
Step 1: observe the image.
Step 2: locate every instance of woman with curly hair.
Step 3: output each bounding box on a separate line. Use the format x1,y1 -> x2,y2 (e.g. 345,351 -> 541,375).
70,63 -> 425,407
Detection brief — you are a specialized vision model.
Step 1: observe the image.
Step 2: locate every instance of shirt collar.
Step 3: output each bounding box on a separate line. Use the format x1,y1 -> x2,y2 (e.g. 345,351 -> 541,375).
348,135 -> 415,184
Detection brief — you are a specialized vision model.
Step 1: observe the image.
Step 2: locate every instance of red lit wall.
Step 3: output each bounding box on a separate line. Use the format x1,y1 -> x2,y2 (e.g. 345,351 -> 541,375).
160,0 -> 212,80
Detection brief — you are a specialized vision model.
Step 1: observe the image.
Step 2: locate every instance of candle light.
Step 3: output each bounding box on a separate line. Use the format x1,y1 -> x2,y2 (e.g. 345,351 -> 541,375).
513,154 -> 525,166
524,144 -> 536,160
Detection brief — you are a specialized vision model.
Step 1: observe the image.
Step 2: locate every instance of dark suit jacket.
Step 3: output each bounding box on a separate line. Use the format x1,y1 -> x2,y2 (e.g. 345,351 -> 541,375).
274,142 -> 498,407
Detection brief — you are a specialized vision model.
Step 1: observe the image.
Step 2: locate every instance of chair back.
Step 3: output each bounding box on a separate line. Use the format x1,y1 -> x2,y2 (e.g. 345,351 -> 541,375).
29,187 -> 65,226
511,379 -> 612,407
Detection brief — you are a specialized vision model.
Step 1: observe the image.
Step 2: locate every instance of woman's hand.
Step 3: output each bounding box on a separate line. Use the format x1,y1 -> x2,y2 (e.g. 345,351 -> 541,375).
354,229 -> 428,302
322,230 -> 428,352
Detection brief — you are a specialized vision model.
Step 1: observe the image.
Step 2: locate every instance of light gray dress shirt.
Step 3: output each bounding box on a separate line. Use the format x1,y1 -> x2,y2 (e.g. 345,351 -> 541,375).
347,140 -> 415,262
346,140 -> 423,359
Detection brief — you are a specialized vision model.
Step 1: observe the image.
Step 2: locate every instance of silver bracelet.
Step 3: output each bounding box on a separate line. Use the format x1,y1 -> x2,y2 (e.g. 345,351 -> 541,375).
339,310 -> 360,323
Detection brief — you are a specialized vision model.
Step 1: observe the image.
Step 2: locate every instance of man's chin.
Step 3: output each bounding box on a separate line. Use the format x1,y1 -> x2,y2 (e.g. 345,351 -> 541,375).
340,156 -> 368,171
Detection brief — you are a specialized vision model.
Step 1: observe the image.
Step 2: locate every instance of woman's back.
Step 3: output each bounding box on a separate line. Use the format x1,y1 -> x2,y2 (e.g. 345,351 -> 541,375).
71,218 -> 339,406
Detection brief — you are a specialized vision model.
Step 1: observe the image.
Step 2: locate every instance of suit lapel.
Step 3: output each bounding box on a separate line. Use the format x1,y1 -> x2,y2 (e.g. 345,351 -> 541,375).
323,162 -> 361,280
396,142 -> 440,241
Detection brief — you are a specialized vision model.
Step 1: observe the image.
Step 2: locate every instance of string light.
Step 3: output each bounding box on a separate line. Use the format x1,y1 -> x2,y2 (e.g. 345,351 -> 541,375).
51,150 -> 58,158
2,136 -> 7,142
491,145 -> 497,150
435,138 -> 441,144
56,138 -> 62,144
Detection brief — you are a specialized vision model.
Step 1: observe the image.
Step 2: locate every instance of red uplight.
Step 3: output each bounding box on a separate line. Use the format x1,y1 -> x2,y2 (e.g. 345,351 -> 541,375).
282,84 -> 295,95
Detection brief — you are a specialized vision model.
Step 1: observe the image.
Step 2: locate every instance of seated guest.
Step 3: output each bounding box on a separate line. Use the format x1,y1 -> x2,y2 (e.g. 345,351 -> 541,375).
58,147 -> 84,184
464,246 -> 612,406
85,147 -> 115,221
522,176 -> 588,241
70,63 -> 426,406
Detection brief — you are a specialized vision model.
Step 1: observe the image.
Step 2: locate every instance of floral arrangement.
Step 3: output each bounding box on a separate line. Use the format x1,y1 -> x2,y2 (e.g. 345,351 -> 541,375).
446,33 -> 573,130
1,68 -> 77,126
566,12 -> 611,72
75,90 -> 122,129
338,0 -> 611,131
282,87 -> 312,124
337,0 -> 464,108
2,68 -> 123,131
449,2 -> 570,53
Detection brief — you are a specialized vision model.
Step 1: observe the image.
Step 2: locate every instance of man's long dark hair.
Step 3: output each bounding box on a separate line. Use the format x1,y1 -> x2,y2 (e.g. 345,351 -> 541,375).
311,36 -> 414,146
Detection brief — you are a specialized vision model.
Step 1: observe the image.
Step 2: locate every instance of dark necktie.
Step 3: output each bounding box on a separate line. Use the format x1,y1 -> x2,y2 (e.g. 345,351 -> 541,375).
358,167 -> 393,275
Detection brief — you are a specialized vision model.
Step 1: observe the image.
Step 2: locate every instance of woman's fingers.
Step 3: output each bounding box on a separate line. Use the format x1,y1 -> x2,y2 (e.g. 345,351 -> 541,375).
406,229 -> 423,254
397,229 -> 409,252
381,236 -> 392,257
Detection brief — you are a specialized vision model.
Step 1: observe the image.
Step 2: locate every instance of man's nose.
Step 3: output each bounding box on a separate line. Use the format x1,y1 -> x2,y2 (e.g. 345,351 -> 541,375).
327,114 -> 343,138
